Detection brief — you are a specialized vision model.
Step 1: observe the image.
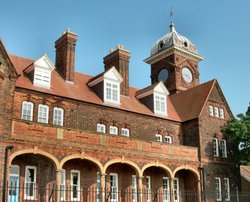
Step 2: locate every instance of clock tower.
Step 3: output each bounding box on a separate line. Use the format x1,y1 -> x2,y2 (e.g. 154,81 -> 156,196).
144,22 -> 203,94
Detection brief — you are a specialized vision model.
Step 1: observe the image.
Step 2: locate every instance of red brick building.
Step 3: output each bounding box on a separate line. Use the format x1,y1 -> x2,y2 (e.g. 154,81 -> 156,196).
0,23 -> 239,202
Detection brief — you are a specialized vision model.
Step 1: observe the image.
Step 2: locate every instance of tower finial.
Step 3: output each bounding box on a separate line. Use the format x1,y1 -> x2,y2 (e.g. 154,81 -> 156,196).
170,6 -> 174,22
169,6 -> 176,32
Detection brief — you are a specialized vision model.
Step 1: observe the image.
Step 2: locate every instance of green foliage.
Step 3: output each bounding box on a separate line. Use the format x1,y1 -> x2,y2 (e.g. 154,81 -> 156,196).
222,113 -> 250,165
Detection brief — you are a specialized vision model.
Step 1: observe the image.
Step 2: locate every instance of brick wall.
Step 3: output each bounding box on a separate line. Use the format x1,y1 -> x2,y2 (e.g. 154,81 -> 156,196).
0,74 -> 16,185
199,85 -> 239,196
13,89 -> 183,144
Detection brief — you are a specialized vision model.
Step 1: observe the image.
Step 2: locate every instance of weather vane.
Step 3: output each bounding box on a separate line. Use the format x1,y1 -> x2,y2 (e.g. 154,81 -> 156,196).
170,6 -> 174,23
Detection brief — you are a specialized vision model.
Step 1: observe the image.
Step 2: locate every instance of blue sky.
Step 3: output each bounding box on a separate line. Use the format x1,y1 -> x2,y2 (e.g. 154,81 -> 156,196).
0,0 -> 249,115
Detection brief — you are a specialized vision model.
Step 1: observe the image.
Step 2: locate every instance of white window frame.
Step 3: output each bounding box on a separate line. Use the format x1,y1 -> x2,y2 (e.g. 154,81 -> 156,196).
104,80 -> 120,105
71,170 -> 80,201
53,107 -> 64,126
121,128 -> 130,137
96,172 -> 101,202
165,136 -> 172,144
155,134 -> 163,142
38,104 -> 49,124
24,166 -> 37,200
110,173 -> 118,202
174,178 -> 179,202
213,138 -> 219,157
221,139 -> 227,158
219,108 -> 224,119
214,107 -> 219,117
97,123 -> 106,133
60,169 -> 66,201
34,67 -> 51,88
146,176 -> 151,202
224,178 -> 230,201
209,105 -> 214,116
163,177 -> 170,202
110,126 -> 118,135
215,177 -> 222,201
21,101 -> 34,121
154,93 -> 166,115
132,175 -> 137,202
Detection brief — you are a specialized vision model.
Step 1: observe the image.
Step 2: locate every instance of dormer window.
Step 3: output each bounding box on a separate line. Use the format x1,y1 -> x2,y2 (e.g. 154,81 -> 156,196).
23,55 -> 55,89
136,81 -> 169,117
104,80 -> 119,104
154,93 -> 166,115
88,66 -> 123,106
34,68 -> 51,87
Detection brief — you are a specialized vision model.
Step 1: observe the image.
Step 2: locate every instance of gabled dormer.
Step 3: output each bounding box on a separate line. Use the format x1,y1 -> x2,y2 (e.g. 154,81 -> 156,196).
136,81 -> 169,116
88,66 -> 123,105
24,55 -> 55,89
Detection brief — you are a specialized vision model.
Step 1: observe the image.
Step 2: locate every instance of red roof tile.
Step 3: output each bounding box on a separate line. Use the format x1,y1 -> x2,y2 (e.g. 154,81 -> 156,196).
135,82 -> 160,97
169,80 -> 215,121
10,55 -> 181,122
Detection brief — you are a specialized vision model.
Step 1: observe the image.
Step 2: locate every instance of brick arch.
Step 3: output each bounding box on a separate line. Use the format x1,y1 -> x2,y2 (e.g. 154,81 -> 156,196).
140,162 -> 173,178
9,148 -> 60,169
173,165 -> 200,180
59,154 -> 104,173
104,158 -> 140,175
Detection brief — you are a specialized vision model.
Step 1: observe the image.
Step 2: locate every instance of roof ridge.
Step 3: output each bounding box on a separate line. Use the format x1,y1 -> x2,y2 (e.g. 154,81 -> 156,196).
9,53 -> 35,61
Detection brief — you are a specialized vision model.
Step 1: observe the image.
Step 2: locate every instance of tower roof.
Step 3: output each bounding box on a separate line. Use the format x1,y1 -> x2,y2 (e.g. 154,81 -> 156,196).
150,22 -> 198,57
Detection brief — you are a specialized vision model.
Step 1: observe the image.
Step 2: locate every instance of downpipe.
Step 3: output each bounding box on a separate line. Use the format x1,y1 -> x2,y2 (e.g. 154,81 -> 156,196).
198,165 -> 206,202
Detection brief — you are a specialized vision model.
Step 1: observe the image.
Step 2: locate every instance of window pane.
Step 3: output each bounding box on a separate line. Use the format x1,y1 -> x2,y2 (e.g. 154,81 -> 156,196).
53,108 -> 63,126
221,140 -> 227,158
121,128 -> 129,137
22,102 -> 33,121
105,82 -> 119,103
38,105 -> 48,123
209,105 -> 214,116
97,124 -> 106,133
213,138 -> 219,156
155,94 -> 166,114
215,178 -> 221,200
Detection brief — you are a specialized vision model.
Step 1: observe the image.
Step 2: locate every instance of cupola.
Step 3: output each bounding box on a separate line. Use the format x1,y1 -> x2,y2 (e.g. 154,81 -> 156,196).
144,22 -> 204,94
150,22 -> 199,57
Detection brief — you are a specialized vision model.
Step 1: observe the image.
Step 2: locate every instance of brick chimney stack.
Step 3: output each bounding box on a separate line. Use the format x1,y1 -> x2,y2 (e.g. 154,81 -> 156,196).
103,45 -> 130,96
55,28 -> 78,82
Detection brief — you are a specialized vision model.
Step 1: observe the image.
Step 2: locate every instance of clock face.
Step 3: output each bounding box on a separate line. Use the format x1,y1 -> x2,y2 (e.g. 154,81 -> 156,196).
182,67 -> 193,83
157,68 -> 169,83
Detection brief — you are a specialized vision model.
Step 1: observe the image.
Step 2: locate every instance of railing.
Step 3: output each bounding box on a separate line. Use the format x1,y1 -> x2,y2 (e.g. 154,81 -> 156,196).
2,184 -> 250,202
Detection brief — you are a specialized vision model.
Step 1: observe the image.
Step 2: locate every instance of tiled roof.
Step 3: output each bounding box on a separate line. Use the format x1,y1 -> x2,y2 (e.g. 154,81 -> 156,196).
10,55 -> 181,122
169,79 -> 216,121
241,166 -> 250,182
135,82 -> 160,97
